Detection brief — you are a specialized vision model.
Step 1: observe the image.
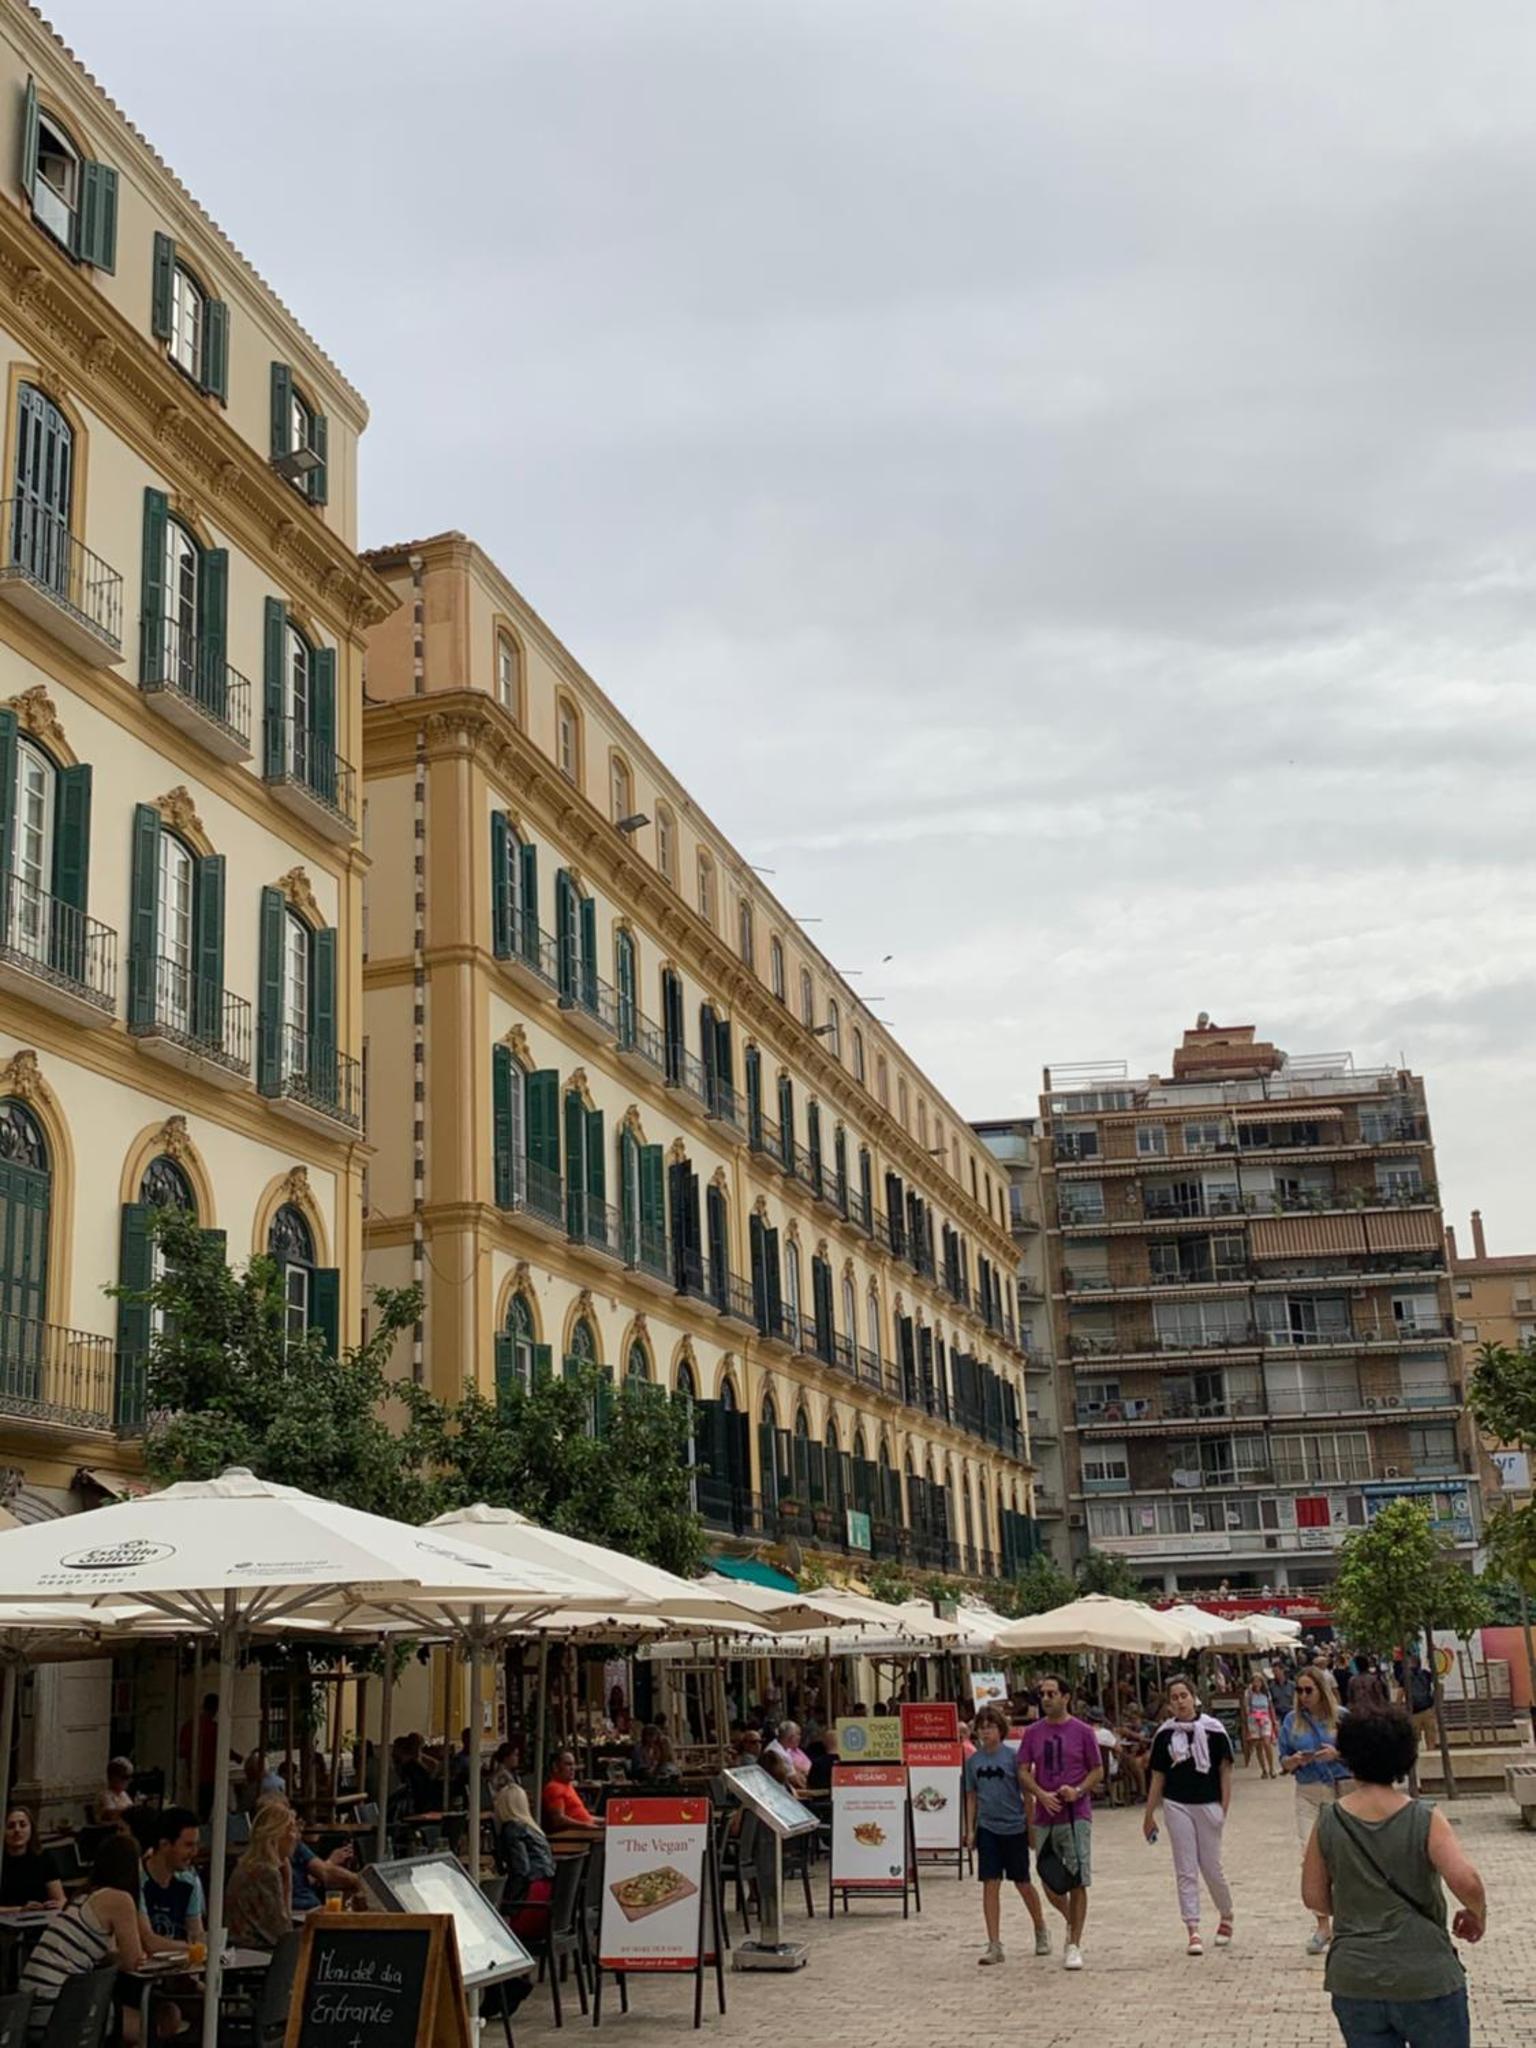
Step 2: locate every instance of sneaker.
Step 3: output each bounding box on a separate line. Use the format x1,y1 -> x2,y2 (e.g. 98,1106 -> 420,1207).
1187,1932 -> 1204,1957
1214,1921 -> 1233,1948
978,1942 -> 1005,1967
1306,1932 -> 1330,1956
1034,1927 -> 1052,1958
1063,1943 -> 1084,1971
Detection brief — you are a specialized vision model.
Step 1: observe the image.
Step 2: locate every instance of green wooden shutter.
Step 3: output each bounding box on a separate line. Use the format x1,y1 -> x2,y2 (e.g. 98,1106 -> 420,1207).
197,548 -> 228,721
564,1089 -> 585,1235
257,884 -> 285,1093
52,763 -> 91,941
745,1047 -> 762,1146
526,1070 -> 559,1175
128,802 -> 161,1028
139,488 -> 169,684
262,597 -> 287,779
202,299 -> 229,402
764,1227 -> 782,1333
20,78 -> 37,202
639,1144 -> 664,1266
310,648 -> 337,802
490,813 -> 512,956
0,707 -> 15,893
615,929 -> 636,1044
312,927 -> 337,1104
192,854 -> 225,1046
494,1331 -> 515,1409
114,1202 -> 154,1430
308,412 -> 329,506
311,1268 -> 340,1357
555,870 -> 576,999
76,160 -> 117,270
619,1126 -> 638,1260
700,1003 -> 718,1107
270,362 -> 294,460
532,1343 -> 553,1388
150,232 -> 175,339
518,841 -> 538,959
586,1109 -> 605,1206
492,1043 -> 513,1207
578,894 -> 597,1008
750,1213 -> 767,1331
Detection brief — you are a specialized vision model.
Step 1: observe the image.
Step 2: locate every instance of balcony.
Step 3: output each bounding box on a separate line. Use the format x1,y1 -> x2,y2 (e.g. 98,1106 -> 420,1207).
567,1189 -> 623,1262
263,715 -> 357,843
0,1314 -> 115,1434
0,873 -> 116,1025
139,616 -> 252,762
259,1023 -> 363,1134
558,961 -> 619,1044
498,1158 -> 566,1236
748,1109 -> 781,1163
499,914 -> 559,999
666,1046 -> 714,1121
1076,1393 -> 1267,1430
623,1220 -> 672,1291
707,1265 -> 757,1328
128,952 -> 252,1087
1026,1411 -> 1058,1444
848,1188 -> 872,1234
0,501 -> 123,665
615,1003 -> 666,1077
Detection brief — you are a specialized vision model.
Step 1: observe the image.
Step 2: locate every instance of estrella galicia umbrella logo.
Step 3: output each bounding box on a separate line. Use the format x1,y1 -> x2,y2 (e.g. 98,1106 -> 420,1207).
59,1539 -> 175,1572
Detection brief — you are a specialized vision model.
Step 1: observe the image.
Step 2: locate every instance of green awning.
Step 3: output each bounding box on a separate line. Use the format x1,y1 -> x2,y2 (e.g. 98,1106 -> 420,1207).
707,1554 -> 798,1592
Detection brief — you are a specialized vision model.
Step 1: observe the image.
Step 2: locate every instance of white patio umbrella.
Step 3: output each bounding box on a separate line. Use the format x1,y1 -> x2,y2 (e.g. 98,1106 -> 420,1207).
993,1593 -> 1201,1658
0,1469 -> 634,2048
1161,1602 -> 1246,1650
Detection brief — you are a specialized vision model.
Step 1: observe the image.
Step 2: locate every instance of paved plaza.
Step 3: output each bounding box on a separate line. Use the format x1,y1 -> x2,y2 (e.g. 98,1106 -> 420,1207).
524,1775 -> 1536,2048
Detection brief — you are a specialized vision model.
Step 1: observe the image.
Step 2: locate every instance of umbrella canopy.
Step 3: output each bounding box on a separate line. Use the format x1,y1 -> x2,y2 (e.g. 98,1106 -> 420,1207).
1161,1602 -> 1248,1650
993,1593 -> 1200,1657
693,1573 -> 879,1634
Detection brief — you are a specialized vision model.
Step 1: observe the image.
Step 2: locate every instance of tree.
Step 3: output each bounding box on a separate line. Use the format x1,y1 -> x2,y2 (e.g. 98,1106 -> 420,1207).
123,1208 -> 427,1519
1332,1498 -> 1491,1795
401,1371 -> 704,1578
1468,1340 -> 1536,1728
1076,1549 -> 1147,1601
1005,1549 -> 1075,1618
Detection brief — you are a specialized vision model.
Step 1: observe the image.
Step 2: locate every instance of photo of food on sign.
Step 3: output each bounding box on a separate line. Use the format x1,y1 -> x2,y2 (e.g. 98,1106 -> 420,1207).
852,1822 -> 887,1846
912,1785 -> 948,1813
610,1865 -> 699,1924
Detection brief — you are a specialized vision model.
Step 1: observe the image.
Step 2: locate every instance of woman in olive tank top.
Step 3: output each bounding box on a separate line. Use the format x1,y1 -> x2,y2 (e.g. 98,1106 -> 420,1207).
1302,1707 -> 1485,2048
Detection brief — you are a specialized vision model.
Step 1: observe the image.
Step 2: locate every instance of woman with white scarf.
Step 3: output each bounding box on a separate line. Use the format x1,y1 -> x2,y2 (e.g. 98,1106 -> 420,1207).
1144,1676 -> 1235,1956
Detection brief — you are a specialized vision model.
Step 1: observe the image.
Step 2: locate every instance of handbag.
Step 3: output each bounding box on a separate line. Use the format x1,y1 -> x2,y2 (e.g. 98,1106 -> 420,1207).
1035,1825 -> 1082,1895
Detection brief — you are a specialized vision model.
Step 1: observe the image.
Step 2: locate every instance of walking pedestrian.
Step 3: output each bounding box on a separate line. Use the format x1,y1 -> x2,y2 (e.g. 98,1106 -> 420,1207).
962,1704 -> 1049,1966
1303,1707 -> 1485,2048
1279,1665 -> 1351,1953
1144,1676 -> 1233,1956
1243,1672 -> 1278,1778
1018,1674 -> 1103,1972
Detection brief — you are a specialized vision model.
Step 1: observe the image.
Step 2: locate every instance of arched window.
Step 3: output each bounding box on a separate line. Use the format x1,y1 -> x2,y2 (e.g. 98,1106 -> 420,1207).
917,1098 -> 929,1147
876,1055 -> 889,1109
156,515 -> 201,694
155,829 -> 196,1035
495,631 -> 521,718
29,104 -> 81,249
737,896 -> 754,968
497,1292 -> 535,1400
268,1202 -> 315,1354
167,260 -> 206,381
825,999 -> 841,1058
676,1357 -> 696,1402
897,1076 -> 910,1129
721,1375 -> 737,1412
614,926 -> 638,1048
852,1027 -> 865,1083
9,734 -> 57,966
280,906 -> 311,1083
696,850 -> 715,926
841,1273 -> 856,1350
769,935 -> 785,1002
951,1135 -> 961,1180
799,967 -> 814,1026
626,1336 -> 650,1381
556,694 -> 581,784
784,1240 -> 802,1349
655,803 -> 676,885
0,1101 -> 49,1333
866,1285 -> 881,1364
610,752 -> 632,824
13,384 -> 73,596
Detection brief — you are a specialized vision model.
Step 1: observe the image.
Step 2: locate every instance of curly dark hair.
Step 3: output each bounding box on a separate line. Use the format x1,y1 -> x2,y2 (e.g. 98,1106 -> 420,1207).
1334,1706 -> 1419,1786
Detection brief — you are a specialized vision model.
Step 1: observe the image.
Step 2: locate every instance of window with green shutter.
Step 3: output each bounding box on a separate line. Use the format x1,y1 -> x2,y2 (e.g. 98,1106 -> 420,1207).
269,361 -> 328,504
21,81 -> 117,270
614,928 -> 637,1047
661,968 -> 684,1084
525,1070 -> 560,1221
639,1143 -> 665,1275
126,802 -> 228,1053
777,1075 -> 794,1169
150,233 -> 229,399
744,1046 -> 762,1148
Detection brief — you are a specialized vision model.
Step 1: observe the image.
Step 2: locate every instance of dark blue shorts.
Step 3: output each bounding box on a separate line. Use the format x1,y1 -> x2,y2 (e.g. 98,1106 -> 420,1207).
976,1827 -> 1031,1884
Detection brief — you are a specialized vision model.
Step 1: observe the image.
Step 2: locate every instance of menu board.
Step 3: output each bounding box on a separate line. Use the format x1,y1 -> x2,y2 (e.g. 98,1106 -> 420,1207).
906,1741 -> 965,1856
362,1855 -> 533,1988
721,1762 -> 820,1838
836,1715 -> 902,1761
970,1671 -> 1008,1714
900,1703 -> 958,1747
283,1915 -> 469,2048
598,1798 -> 711,1974
830,1765 -> 909,1891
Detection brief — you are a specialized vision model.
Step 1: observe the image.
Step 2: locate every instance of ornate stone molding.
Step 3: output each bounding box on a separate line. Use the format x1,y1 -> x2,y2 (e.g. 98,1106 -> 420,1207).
156,785 -> 213,855
619,1104 -> 646,1141
156,1115 -> 192,1161
500,1022 -> 533,1068
7,685 -> 76,765
278,867 -> 322,925
566,1067 -> 596,1112
667,1138 -> 688,1166
0,1050 -> 41,1100
282,1165 -> 312,1207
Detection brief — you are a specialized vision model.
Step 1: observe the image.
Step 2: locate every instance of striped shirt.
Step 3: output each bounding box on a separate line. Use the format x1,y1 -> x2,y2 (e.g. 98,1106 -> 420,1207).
20,1895 -> 114,2028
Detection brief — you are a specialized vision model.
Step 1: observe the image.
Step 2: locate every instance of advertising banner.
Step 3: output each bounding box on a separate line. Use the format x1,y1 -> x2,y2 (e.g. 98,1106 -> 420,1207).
905,1740 -> 965,1856
830,1765 -> 910,1891
837,1715 -> 902,1761
598,1798 -> 712,1973
900,1703 -> 958,1748
970,1671 -> 1008,1715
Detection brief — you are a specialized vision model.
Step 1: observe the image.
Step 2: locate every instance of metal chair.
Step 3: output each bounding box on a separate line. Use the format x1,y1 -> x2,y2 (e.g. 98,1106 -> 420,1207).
253,1932 -> 303,2048
0,1990 -> 32,2048
38,1968 -> 115,2048
537,1851 -> 590,2027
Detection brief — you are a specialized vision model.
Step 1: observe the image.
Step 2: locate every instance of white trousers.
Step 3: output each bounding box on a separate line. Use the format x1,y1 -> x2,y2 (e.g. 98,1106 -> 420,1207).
1164,1800 -> 1232,1926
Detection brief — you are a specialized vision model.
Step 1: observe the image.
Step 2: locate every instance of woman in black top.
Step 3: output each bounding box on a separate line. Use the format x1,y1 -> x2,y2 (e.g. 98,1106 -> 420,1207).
1144,1677 -> 1234,1956
0,1808 -> 63,1910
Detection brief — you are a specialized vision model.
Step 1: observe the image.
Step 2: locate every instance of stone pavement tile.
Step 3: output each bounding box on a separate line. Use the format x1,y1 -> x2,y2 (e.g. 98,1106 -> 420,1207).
514,1772 -> 1534,2048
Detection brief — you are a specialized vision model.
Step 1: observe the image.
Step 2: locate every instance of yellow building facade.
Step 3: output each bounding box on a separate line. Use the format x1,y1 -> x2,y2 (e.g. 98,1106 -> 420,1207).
362,533 -> 1036,1586
0,4 -> 389,1523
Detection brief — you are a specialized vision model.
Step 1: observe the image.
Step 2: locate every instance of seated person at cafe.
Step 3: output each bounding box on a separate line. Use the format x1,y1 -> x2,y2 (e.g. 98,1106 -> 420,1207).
764,1719 -> 810,1788
93,1757 -> 136,1827
487,1741 -> 521,1798
494,1782 -> 556,1930
22,1834 -> 162,2040
541,1749 -> 600,1836
139,1807 -> 205,1944
235,1749 -> 285,1816
805,1734 -> 837,1793
1,1807 -> 63,1910
290,1824 -> 364,1915
732,1729 -> 763,1765
226,1802 -> 299,1952
392,1733 -> 438,1815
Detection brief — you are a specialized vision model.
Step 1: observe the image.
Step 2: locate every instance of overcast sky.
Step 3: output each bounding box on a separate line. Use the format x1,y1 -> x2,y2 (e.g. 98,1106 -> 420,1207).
53,1 -> 1536,1245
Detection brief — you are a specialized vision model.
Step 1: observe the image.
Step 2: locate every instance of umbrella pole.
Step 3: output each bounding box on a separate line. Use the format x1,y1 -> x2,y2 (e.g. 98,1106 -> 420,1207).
532,1637 -> 548,1798
441,1648 -> 453,1808
201,1590 -> 238,2048
466,1613 -> 485,2039
375,1631 -> 394,1867
168,1641 -> 182,1805
0,1656 -> 17,1830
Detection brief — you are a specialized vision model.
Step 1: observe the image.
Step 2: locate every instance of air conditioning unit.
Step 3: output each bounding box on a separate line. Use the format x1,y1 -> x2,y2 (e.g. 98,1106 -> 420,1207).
1383,1465 -> 1402,1479
1364,1396 -> 1379,1410
1068,1511 -> 1086,1528
1264,1536 -> 1281,1551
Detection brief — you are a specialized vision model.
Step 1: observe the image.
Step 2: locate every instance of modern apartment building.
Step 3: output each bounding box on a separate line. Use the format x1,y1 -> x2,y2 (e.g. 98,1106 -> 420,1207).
360,533 -> 1036,1586
1448,1210 -> 1535,1501
972,1116 -> 1069,1561
1041,1019 -> 1479,1593
0,6 -> 387,1520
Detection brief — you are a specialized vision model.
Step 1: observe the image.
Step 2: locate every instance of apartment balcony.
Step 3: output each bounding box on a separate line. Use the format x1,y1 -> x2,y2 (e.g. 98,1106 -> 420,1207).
1032,1489 -> 1064,1519
622,1220 -> 673,1293
1026,1411 -> 1058,1444
258,1023 -> 363,1135
706,1264 -> 757,1328
747,1109 -> 782,1165
615,1002 -> 666,1077
848,1187 -> 873,1235
855,1345 -> 899,1398
139,617 -> 252,762
496,914 -> 559,999
497,1159 -> 566,1239
567,1189 -> 624,1264
558,961 -> 619,1045
0,1314 -> 115,1435
666,1047 -> 740,1132
264,715 -> 357,843
128,952 -> 252,1088
0,874 -> 117,1026
0,501 -> 123,665
1076,1393 -> 1268,1432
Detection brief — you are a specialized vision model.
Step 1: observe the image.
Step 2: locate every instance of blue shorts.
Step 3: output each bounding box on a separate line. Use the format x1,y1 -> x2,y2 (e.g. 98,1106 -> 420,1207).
976,1827 -> 1032,1884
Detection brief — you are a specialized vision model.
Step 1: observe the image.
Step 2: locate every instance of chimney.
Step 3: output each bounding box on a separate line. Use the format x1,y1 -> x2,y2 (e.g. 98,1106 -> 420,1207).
1471,1210 -> 1487,1260
1445,1224 -> 1459,1265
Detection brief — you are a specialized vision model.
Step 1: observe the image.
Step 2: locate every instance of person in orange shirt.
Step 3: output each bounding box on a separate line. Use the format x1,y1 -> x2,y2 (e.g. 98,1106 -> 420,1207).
542,1750 -> 601,1837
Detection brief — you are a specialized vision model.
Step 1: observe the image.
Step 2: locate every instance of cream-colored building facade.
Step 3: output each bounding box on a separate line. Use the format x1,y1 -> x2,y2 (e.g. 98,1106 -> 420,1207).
362,533 -> 1036,1586
1448,1210 -> 1535,1502
0,3 -> 390,1532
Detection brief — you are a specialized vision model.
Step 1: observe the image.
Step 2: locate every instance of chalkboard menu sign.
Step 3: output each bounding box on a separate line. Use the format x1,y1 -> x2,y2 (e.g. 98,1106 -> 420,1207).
283,1914 -> 470,2048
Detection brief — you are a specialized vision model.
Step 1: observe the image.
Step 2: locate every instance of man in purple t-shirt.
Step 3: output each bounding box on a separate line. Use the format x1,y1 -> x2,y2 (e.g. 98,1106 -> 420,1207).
1018,1675 -> 1104,1970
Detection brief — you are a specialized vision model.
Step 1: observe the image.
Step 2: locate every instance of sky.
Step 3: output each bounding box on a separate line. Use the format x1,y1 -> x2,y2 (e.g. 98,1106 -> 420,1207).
49,1 -> 1536,1245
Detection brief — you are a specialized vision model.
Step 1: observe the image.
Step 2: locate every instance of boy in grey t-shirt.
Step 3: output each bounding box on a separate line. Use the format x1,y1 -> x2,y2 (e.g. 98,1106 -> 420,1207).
962,1706 -> 1049,1965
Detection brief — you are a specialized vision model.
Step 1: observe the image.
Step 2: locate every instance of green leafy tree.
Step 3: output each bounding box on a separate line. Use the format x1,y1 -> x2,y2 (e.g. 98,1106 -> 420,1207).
1005,1549 -> 1075,1617
1468,1340 -> 1536,1720
1076,1548 -> 1146,1601
401,1371 -> 704,1577
1333,1498 -> 1491,1795
121,1208 -> 427,1519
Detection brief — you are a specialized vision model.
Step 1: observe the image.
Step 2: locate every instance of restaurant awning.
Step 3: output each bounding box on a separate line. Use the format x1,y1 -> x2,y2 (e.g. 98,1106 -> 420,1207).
1232,1104 -> 1344,1121
1249,1213 -> 1366,1258
706,1554 -> 798,1592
